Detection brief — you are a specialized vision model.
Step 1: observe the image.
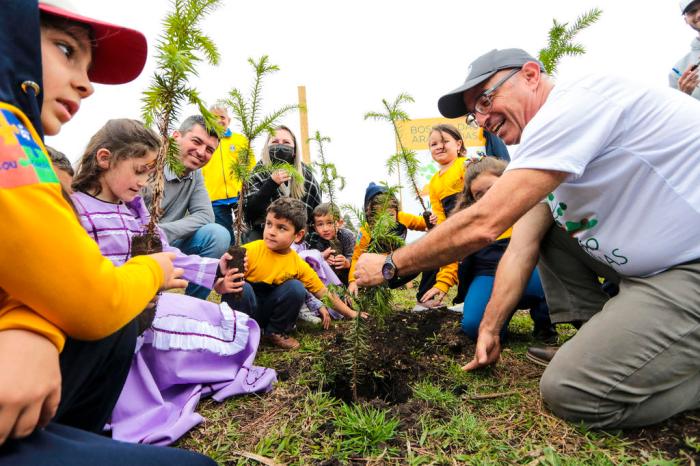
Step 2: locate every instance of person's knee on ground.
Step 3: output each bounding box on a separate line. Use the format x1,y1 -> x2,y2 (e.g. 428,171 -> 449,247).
460,312 -> 481,340
265,279 -> 306,334
539,346 -> 634,429
193,223 -> 230,258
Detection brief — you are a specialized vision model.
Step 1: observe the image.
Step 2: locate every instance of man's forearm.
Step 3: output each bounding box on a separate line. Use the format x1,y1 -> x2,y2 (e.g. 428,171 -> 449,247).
478,246 -> 538,334
391,169 -> 565,277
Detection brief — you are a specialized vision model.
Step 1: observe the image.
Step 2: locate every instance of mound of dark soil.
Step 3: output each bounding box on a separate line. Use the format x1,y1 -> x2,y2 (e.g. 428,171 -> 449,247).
321,310 -> 472,404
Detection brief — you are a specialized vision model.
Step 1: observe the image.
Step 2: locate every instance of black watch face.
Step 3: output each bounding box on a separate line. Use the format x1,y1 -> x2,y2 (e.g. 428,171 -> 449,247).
382,262 -> 395,280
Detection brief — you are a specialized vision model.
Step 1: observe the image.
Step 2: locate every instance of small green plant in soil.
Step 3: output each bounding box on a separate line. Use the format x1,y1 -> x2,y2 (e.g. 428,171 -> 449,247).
309,130 -> 345,253
333,403 -> 400,459
364,93 -> 433,229
223,55 -> 300,273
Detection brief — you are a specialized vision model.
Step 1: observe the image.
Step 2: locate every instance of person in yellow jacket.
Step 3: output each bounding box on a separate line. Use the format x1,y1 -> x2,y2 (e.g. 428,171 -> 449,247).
201,103 -> 252,245
347,182 -> 427,295
416,124 -> 512,311
0,2 -> 214,465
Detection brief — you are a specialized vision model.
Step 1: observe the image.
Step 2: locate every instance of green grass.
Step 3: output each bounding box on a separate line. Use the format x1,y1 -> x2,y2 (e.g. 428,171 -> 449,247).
176,287 -> 697,465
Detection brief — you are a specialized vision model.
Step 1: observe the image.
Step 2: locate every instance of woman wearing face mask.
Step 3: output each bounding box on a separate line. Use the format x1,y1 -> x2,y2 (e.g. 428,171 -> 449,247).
243,126 -> 321,242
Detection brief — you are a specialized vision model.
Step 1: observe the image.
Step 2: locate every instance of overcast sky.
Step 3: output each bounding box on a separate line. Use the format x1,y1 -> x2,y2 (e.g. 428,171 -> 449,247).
48,0 -> 694,211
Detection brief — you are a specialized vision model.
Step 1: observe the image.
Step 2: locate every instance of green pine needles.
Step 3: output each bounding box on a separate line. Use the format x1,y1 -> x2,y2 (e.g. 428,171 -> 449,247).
310,130 -> 345,220
538,8 -> 603,75
224,55 -> 300,245
364,93 -> 429,215
141,0 -> 222,231
341,184 -> 405,401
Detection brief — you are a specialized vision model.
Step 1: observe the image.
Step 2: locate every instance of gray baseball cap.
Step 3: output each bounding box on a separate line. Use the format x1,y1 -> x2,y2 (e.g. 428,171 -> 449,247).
680,0 -> 699,14
437,48 -> 544,118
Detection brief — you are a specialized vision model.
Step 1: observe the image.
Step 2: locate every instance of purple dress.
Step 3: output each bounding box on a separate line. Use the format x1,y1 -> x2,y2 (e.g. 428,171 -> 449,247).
71,192 -> 277,446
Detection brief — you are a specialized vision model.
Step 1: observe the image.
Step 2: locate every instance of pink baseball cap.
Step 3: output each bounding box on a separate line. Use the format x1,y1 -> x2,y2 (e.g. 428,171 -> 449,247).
38,0 -> 148,85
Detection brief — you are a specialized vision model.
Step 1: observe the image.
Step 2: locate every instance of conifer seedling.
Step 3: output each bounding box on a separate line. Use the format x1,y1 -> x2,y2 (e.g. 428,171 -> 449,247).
310,130 -> 346,255
364,93 -> 433,230
223,55 -> 300,276
538,8 -> 603,75
133,0 -> 222,260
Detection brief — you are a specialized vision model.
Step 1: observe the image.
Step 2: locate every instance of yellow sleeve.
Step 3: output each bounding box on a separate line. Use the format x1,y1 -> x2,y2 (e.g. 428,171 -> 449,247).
429,175 -> 447,225
296,256 -> 325,294
434,262 -> 459,293
348,227 -> 370,283
0,105 -> 163,348
0,297 -> 65,351
398,211 -> 427,231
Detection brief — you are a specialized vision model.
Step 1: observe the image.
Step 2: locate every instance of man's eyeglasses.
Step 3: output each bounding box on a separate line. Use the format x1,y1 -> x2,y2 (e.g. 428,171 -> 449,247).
465,68 -> 520,128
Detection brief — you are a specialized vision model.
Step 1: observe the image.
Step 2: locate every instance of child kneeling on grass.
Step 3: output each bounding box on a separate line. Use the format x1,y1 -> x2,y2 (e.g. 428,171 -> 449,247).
306,203 -> 355,285
222,198 -> 363,350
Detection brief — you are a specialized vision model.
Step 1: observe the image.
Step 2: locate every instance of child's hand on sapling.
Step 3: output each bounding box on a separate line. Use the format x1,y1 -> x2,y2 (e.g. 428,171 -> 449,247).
319,307 -> 331,330
214,268 -> 246,295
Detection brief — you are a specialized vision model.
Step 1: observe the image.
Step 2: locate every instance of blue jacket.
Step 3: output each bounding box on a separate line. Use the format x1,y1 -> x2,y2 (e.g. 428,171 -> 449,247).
1,1 -> 44,137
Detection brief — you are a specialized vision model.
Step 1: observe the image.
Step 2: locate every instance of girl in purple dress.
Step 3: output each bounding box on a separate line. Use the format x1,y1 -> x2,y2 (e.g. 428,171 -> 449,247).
70,119 -> 276,446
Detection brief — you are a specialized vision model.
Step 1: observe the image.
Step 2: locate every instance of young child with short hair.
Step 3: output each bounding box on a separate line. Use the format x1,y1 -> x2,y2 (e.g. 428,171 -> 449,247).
70,119 -> 276,445
223,197 -> 363,350
347,182 -> 427,295
306,202 -> 355,285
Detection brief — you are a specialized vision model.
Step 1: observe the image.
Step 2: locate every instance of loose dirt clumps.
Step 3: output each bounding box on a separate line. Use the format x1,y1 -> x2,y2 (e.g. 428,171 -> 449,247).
321,309 -> 472,404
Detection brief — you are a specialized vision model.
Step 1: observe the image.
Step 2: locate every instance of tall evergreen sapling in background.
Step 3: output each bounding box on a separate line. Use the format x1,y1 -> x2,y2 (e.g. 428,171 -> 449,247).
310,130 -> 346,254
538,8 -> 602,75
224,55 -> 300,274
135,0 -> 222,257
131,0 -> 221,331
364,93 -> 433,230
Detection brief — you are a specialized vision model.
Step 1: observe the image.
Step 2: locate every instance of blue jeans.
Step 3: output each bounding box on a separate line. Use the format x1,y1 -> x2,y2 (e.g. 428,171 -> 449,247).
0,423 -> 215,466
212,202 -> 237,246
171,223 -> 230,299
461,270 -> 552,340
224,280 -> 306,334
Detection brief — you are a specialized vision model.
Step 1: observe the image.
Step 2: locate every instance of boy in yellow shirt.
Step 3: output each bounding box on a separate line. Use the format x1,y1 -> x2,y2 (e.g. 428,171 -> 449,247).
223,198 -> 361,350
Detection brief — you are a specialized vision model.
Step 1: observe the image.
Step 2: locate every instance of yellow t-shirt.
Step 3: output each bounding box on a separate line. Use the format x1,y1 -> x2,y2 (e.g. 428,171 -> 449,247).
243,240 -> 324,294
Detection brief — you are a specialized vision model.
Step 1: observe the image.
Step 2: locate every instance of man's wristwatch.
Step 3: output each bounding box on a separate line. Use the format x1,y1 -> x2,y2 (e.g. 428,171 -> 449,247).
382,253 -> 399,281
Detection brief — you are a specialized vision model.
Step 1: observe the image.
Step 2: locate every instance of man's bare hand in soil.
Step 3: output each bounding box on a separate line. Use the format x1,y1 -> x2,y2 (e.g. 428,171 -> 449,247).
462,329 -> 501,371
0,330 -> 61,445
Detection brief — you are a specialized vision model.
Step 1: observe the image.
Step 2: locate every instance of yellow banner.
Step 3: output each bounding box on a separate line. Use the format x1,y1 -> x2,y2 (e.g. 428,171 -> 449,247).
395,117 -> 485,151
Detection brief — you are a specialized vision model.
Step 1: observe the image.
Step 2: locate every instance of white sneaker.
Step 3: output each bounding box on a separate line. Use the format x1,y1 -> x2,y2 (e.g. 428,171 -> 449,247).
447,303 -> 464,314
298,305 -> 322,324
411,304 -> 429,312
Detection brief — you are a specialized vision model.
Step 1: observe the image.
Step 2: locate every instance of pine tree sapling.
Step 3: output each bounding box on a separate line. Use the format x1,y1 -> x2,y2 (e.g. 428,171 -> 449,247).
310,130 -> 346,256
364,93 -> 434,230
135,0 -> 222,258
538,8 -> 602,75
224,55 -> 299,279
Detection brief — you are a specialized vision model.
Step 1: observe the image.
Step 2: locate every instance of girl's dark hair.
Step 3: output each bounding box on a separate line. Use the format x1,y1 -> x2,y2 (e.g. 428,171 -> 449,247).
365,193 -> 399,225
40,12 -> 96,46
72,119 -> 161,195
452,156 -> 508,214
430,124 -> 466,157
267,197 -> 307,232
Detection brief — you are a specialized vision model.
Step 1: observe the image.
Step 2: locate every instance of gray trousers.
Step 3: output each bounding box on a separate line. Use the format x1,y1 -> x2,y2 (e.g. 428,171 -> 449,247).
537,225 -> 700,428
